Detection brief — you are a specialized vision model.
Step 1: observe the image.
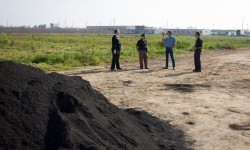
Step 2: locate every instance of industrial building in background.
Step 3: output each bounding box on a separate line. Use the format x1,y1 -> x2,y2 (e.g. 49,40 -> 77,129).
86,26 -> 249,36
0,25 -> 250,36
86,26 -> 156,34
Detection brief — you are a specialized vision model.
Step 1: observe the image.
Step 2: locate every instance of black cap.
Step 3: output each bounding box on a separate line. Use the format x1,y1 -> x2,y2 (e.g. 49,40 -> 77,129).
195,31 -> 200,36
141,34 -> 145,37
114,29 -> 119,34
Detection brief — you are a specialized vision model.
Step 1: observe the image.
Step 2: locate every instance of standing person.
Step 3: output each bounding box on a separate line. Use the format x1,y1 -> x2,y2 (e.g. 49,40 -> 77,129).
136,34 -> 149,69
162,31 -> 177,70
111,29 -> 122,71
193,32 -> 203,72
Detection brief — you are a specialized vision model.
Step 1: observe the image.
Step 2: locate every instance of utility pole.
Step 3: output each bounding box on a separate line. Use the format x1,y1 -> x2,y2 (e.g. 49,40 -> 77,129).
167,20 -> 168,29
64,19 -> 67,28
6,20 -> 8,27
58,19 -> 60,28
242,17 -> 244,30
113,18 -> 116,29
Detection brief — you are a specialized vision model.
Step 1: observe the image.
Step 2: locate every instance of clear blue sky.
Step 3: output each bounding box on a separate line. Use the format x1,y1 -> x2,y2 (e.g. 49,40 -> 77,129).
0,0 -> 250,29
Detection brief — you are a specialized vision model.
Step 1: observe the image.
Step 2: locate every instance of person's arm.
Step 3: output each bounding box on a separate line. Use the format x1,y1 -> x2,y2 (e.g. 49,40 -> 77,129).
162,32 -> 166,48
136,46 -> 139,52
162,32 -> 165,42
111,36 -> 117,54
173,38 -> 177,49
111,36 -> 116,50
136,41 -> 139,52
192,39 -> 197,51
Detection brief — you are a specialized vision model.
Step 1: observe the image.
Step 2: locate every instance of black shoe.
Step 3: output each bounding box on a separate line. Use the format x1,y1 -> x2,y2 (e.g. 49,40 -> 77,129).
163,67 -> 168,69
193,70 -> 201,72
117,68 -> 122,70
111,69 -> 116,71
145,67 -> 149,69
173,67 -> 175,70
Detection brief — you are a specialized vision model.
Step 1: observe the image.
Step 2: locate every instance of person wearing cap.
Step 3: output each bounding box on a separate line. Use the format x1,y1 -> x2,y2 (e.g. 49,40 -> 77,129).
111,29 -> 122,71
136,34 -> 149,69
192,32 -> 203,72
162,31 -> 176,70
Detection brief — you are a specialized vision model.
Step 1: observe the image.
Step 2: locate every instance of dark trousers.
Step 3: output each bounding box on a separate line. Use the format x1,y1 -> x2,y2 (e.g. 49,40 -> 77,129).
194,49 -> 201,71
166,48 -> 175,68
111,51 -> 120,70
139,50 -> 148,69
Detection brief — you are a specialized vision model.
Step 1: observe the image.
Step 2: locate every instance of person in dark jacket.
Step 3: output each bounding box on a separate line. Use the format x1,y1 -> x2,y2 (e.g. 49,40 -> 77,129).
193,32 -> 203,72
136,34 -> 149,69
111,29 -> 122,71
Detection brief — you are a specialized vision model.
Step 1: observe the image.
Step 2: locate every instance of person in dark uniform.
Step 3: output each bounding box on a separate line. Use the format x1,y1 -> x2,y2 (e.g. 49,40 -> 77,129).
111,29 -> 122,71
193,32 -> 203,72
136,34 -> 149,69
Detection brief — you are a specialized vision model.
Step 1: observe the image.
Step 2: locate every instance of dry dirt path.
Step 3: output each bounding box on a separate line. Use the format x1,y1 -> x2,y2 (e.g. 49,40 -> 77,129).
61,48 -> 250,150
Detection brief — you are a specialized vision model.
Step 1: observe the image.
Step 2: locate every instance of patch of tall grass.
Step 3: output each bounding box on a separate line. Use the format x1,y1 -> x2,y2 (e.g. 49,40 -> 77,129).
0,33 -> 250,71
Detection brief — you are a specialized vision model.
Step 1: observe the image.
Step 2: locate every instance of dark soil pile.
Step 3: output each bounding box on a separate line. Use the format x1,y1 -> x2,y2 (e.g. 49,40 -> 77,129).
0,61 -> 190,150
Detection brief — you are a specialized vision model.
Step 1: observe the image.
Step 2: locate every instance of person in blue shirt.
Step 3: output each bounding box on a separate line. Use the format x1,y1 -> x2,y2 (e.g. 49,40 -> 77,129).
162,31 -> 176,70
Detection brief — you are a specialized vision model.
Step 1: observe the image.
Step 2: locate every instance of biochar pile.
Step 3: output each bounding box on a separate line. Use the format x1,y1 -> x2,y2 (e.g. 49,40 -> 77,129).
0,61 -> 189,150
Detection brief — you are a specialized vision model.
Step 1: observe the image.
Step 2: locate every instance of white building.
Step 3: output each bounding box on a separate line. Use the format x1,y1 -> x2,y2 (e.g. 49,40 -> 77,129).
201,29 -> 211,36
228,31 -> 236,36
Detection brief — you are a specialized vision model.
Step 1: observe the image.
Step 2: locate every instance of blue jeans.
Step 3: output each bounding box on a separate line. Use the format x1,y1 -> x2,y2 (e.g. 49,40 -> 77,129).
166,48 -> 175,68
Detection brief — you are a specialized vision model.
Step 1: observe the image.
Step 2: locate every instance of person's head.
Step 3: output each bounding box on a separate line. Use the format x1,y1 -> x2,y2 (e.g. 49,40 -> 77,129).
167,31 -> 172,37
114,29 -> 120,35
195,32 -> 200,38
141,34 -> 146,40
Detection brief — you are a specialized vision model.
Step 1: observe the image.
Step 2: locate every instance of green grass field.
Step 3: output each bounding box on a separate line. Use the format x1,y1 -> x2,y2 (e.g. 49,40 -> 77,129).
0,33 -> 250,71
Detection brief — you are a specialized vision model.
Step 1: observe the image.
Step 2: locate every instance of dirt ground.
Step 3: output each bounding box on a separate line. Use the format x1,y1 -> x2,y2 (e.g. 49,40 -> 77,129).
61,48 -> 250,150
